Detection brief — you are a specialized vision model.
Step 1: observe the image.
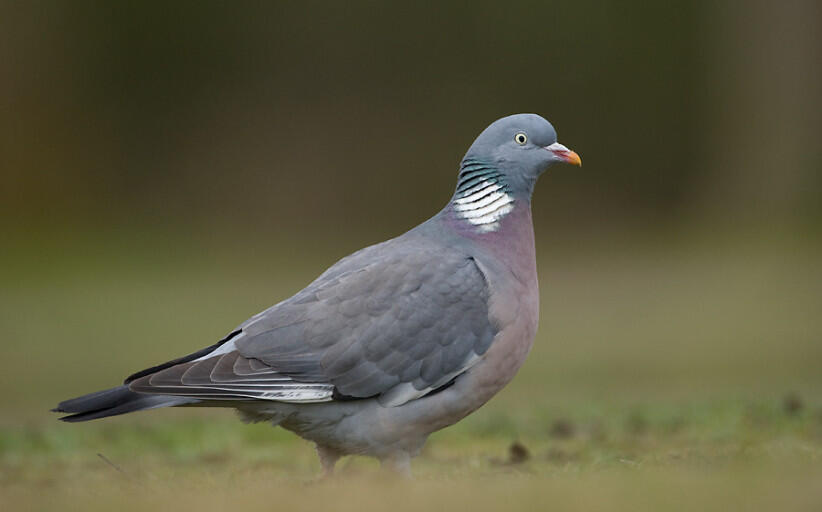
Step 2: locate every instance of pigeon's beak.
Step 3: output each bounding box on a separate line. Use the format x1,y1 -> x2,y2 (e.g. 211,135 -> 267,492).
545,142 -> 582,166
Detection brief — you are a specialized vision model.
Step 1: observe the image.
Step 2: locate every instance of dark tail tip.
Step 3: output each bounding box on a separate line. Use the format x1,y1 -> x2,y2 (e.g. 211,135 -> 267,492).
53,385 -> 192,422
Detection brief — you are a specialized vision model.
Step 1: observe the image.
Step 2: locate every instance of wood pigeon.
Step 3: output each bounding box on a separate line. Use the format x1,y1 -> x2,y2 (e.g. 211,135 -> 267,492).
53,113 -> 582,475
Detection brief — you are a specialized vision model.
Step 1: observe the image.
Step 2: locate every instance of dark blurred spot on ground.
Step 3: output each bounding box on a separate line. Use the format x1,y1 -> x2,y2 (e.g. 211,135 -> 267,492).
626,412 -> 648,436
490,441 -> 531,466
549,419 -> 575,439
508,441 -> 530,464
662,416 -> 687,434
783,392 -> 803,416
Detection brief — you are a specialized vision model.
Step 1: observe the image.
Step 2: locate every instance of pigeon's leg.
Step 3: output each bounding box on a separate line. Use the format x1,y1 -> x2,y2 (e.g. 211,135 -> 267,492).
380,451 -> 412,478
316,444 -> 342,478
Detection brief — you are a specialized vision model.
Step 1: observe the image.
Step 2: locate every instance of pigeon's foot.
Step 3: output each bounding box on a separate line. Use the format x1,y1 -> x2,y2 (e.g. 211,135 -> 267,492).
380,451 -> 412,478
316,444 -> 342,479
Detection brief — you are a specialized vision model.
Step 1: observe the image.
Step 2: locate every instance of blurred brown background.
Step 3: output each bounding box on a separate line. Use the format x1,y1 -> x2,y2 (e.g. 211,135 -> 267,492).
3,1 -> 819,236
1,1 -> 820,415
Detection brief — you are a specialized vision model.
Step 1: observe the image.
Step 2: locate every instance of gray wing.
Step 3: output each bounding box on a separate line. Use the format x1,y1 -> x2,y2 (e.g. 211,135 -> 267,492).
129,237 -> 498,407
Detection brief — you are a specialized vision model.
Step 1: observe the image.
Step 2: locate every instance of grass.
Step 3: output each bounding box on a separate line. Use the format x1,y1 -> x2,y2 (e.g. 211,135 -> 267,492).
1,224 -> 821,510
3,399 -> 822,511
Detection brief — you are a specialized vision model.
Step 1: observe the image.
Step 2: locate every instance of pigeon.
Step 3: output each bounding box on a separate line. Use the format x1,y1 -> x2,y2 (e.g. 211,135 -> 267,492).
53,113 -> 581,475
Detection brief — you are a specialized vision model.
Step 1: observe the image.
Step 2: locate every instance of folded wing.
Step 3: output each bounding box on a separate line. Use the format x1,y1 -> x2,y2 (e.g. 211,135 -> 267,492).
129,238 -> 497,407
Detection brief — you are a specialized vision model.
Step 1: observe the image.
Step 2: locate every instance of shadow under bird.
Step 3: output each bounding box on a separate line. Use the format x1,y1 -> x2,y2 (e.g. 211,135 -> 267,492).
53,113 -> 582,475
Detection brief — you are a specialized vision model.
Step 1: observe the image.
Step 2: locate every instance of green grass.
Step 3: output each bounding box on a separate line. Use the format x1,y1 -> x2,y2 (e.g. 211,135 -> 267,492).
2,225 -> 821,510
3,399 -> 822,511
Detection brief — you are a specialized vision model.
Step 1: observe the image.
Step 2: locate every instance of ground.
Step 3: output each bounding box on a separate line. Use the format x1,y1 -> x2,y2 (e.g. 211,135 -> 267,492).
1,225 -> 820,510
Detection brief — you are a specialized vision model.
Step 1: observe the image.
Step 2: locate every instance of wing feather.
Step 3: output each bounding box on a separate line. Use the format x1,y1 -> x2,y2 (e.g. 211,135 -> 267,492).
128,234 -> 498,407
235,238 -> 498,406
129,351 -> 334,402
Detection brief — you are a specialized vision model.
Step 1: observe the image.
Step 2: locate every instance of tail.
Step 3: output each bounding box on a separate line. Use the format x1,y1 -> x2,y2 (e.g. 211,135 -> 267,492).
52,385 -> 196,422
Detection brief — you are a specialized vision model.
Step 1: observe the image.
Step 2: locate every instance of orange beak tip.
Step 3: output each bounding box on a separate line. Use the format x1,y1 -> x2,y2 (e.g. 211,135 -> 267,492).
566,150 -> 582,167
545,143 -> 582,167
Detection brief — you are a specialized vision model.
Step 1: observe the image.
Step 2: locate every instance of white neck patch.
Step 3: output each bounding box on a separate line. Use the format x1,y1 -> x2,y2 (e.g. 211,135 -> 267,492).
453,180 -> 514,232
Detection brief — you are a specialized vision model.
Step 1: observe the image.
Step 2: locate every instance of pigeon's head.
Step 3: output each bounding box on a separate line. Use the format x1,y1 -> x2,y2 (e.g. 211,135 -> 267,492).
461,113 -> 581,196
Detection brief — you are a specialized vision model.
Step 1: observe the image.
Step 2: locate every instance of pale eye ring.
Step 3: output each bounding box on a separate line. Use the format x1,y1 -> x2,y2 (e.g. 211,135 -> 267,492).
514,132 -> 528,145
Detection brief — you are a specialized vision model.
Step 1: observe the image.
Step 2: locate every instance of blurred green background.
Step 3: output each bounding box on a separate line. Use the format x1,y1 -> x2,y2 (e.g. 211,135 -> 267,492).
1,1 -> 821,510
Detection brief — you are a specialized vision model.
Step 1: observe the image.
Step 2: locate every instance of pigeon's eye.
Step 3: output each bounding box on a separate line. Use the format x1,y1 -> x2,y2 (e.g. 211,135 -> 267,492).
514,133 -> 528,145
